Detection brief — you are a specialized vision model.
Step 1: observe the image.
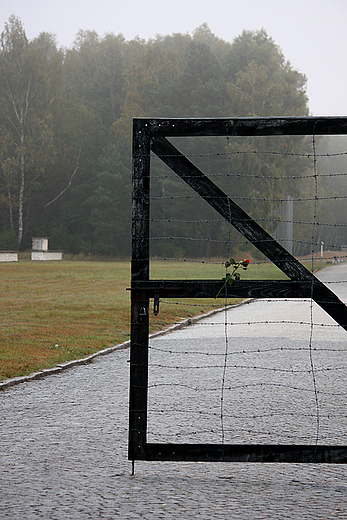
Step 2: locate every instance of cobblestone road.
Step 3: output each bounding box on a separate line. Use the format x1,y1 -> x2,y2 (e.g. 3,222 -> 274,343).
1,265 -> 347,519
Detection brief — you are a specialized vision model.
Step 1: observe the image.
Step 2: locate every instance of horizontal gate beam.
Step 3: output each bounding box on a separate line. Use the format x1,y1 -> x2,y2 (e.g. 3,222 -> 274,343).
131,279 -> 333,300
143,443 -> 347,463
139,116 -> 347,137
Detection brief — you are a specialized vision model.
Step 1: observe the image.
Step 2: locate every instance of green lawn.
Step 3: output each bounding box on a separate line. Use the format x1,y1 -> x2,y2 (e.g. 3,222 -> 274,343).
0,258 -> 316,381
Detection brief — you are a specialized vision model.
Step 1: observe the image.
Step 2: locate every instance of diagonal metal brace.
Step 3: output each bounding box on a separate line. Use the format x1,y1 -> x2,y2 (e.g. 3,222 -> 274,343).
151,136 -> 347,331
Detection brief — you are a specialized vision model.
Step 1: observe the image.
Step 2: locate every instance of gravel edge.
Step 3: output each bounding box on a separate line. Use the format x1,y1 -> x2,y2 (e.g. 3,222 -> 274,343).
0,299 -> 253,390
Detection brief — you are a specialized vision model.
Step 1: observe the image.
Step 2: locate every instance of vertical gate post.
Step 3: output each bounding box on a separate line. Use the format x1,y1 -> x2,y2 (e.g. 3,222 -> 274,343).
129,120 -> 150,459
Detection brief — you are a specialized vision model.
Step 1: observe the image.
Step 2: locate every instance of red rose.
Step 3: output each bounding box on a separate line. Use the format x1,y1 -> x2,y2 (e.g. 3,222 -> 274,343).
242,258 -> 250,266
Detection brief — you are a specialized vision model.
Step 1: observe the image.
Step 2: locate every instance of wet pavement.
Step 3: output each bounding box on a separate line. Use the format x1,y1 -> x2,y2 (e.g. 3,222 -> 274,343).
1,264 -> 347,519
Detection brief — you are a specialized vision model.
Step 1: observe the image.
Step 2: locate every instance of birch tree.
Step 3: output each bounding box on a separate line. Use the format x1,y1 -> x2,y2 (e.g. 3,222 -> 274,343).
0,16 -> 57,247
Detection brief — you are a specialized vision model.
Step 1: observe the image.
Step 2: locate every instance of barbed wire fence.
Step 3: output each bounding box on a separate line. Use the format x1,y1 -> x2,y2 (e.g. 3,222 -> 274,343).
129,117 -> 347,464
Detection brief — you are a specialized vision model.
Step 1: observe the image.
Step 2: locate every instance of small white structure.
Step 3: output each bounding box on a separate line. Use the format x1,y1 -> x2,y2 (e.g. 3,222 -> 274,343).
31,251 -> 63,261
0,251 -> 18,262
32,237 -> 49,252
31,237 -> 62,261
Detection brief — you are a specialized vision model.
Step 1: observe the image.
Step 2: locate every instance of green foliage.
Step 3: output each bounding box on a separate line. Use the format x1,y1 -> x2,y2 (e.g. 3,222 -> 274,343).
0,228 -> 17,249
1,17 -> 334,259
215,258 -> 250,297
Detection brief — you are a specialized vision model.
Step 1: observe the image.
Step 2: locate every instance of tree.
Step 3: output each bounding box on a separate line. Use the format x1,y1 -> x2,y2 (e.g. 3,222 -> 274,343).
219,29 -> 311,252
0,16 -> 60,247
0,20 -> 317,258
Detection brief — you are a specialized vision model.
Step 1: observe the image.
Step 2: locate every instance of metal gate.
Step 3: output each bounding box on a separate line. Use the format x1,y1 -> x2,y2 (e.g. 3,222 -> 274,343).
129,117 -> 347,463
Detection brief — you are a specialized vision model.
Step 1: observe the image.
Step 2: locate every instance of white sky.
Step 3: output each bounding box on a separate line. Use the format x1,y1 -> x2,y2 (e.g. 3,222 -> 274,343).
0,0 -> 346,116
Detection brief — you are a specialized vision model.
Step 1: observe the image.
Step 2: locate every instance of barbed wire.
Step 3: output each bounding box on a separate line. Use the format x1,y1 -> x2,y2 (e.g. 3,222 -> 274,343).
145,429 -> 344,443
148,405 -> 347,419
137,133 -> 347,449
221,134 -> 233,446
148,341 -> 347,355
146,148 -> 347,159
309,130 -> 320,446
150,170 -> 347,181
137,254 -> 347,265
148,381 -> 347,396
148,235 -> 346,250
157,297 -> 347,310
150,217 -> 347,228
150,193 -> 347,202
147,361 -> 347,373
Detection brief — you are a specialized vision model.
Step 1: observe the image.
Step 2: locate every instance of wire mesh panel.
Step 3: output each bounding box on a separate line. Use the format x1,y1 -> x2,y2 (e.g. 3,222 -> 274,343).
147,296 -> 347,447
129,117 -> 347,463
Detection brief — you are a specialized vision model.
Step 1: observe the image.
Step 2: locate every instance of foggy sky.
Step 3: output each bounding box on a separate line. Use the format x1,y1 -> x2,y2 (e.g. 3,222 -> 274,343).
1,0 -> 346,117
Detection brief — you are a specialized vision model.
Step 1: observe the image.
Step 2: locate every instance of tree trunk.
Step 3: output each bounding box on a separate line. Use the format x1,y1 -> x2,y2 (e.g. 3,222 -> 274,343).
6,185 -> 13,230
17,152 -> 25,248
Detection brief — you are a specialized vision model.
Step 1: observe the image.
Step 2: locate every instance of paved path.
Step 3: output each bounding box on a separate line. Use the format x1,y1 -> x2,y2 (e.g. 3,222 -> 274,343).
2,265 -> 347,519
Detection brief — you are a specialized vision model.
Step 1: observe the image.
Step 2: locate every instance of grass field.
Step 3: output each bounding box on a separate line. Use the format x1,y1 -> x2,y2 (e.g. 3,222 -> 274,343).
0,257 -> 318,381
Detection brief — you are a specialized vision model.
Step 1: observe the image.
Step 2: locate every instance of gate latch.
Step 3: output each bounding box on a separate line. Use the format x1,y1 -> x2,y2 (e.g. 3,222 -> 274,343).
153,292 -> 160,316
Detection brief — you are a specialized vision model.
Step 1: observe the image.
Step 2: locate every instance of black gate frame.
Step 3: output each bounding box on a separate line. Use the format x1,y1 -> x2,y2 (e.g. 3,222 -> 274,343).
129,117 -> 347,463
